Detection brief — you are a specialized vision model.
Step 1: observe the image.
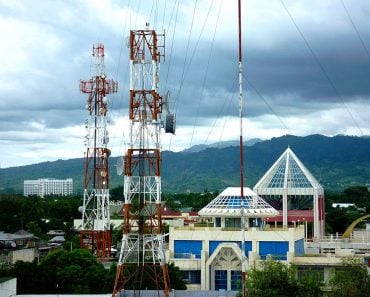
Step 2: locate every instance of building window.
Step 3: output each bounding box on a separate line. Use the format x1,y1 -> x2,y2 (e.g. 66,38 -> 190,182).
231,270 -> 241,291
297,267 -> 324,282
225,218 -> 241,228
24,178 -> 73,198
294,239 -> 305,256
209,241 -> 252,257
215,270 -> 227,290
259,241 -> 289,260
174,240 -> 202,259
181,270 -> 201,284
215,217 -> 221,227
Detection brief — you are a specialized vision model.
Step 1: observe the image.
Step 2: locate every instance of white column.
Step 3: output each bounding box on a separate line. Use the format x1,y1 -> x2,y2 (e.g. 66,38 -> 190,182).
283,190 -> 288,228
313,191 -> 319,238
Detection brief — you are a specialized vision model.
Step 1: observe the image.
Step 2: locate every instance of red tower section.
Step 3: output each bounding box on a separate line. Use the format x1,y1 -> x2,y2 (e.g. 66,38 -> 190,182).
112,29 -> 172,297
79,44 -> 118,259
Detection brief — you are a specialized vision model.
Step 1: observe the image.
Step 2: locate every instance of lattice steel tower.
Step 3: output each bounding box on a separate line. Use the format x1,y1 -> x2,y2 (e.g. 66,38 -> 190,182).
113,28 -> 175,297
79,44 -> 118,258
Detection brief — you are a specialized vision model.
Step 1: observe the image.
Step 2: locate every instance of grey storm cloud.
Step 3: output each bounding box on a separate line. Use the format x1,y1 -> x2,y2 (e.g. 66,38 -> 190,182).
0,0 -> 369,167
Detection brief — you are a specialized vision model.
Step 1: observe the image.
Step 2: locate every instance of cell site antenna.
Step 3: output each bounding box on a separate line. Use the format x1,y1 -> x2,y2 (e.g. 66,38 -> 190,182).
79,43 -> 118,259
112,27 -> 174,297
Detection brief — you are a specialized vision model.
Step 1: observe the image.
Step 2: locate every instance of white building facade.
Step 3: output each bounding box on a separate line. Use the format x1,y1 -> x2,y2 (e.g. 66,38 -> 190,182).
167,187 -> 370,292
24,178 -> 73,198
167,187 -> 306,291
168,224 -> 305,291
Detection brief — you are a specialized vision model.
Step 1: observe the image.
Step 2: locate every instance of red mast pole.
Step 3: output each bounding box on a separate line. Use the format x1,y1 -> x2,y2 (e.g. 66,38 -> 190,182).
238,1 -> 247,297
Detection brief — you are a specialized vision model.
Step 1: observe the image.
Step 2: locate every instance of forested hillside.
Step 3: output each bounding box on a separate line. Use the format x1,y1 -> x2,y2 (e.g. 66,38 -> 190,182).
0,134 -> 369,194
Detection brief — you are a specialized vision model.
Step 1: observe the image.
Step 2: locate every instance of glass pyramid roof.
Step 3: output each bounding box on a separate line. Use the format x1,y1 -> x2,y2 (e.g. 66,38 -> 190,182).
198,187 -> 279,217
254,147 -> 323,191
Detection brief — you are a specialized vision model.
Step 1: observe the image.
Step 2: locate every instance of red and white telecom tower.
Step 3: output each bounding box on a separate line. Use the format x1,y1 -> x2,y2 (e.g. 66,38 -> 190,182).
79,44 -> 118,258
112,28 -> 175,296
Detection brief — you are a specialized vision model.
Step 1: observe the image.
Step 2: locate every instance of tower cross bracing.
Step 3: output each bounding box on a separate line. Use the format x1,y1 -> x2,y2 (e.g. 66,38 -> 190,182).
79,44 -> 118,258
113,29 -> 171,297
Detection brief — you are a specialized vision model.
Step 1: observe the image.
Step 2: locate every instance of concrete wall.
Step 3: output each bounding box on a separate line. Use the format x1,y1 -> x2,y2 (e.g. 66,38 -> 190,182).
0,278 -> 16,297
11,248 -> 37,264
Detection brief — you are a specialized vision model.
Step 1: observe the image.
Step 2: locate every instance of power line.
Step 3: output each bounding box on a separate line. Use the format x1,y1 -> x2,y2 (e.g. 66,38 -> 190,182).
244,75 -> 292,134
189,0 -> 223,148
280,0 -> 364,136
217,89 -> 238,143
340,0 -> 370,60
170,0 -> 219,149
205,76 -> 238,145
183,1 -> 214,81
110,0 -> 132,157
164,0 -> 181,92
134,1 -> 142,28
161,0 -> 167,33
166,0 -> 180,34
149,0 -> 159,28
168,0 -> 198,150
173,0 -> 198,111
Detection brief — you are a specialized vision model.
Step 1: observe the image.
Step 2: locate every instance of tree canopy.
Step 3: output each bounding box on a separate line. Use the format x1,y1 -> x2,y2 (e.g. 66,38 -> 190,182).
330,257 -> 370,297
0,248 -> 186,294
245,260 -> 323,297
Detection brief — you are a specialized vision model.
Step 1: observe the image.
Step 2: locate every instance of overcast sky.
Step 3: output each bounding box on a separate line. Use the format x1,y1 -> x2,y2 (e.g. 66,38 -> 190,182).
0,0 -> 369,168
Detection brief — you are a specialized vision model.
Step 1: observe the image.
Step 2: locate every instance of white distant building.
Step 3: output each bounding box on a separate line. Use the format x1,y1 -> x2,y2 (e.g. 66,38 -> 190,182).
332,203 -> 356,209
24,178 -> 73,198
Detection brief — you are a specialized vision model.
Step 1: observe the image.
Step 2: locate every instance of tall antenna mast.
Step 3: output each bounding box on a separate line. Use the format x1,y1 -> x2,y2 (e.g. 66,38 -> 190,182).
238,1 -> 247,296
79,44 -> 118,259
112,27 -> 174,297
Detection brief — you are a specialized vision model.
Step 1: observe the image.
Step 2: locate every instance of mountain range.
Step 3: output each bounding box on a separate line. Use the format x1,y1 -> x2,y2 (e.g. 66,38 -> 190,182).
0,134 -> 369,194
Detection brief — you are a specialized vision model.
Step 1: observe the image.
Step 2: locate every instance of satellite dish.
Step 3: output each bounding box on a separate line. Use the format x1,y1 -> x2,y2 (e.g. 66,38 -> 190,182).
164,113 -> 176,134
163,91 -> 170,113
78,206 -> 84,213
162,90 -> 176,134
116,156 -> 124,176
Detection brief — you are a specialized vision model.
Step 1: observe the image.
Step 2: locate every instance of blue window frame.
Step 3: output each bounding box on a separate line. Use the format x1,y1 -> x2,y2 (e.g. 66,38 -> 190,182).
294,239 -> 305,256
231,270 -> 241,290
259,241 -> 289,260
215,270 -> 227,290
174,240 -> 202,259
181,270 -> 201,284
209,241 -> 252,257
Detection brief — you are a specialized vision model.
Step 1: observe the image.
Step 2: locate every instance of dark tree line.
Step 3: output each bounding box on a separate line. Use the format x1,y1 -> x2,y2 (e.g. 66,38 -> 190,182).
325,186 -> 370,234
1,186 -> 369,238
0,249 -> 185,294
0,194 -> 81,245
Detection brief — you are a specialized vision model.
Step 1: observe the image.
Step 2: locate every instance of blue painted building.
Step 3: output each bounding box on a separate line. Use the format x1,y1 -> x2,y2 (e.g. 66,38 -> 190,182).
168,187 -> 305,291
